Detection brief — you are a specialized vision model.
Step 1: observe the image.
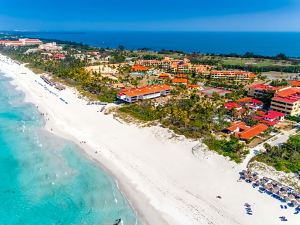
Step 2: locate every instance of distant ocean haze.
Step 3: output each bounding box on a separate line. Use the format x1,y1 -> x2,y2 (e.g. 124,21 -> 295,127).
14,31 -> 300,57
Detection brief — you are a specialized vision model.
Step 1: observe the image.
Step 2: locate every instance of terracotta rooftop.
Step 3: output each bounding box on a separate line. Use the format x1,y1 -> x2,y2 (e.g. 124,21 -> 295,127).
275,87 -> 300,98
290,80 -> 300,87
226,121 -> 249,132
224,102 -> 242,110
131,65 -> 149,72
237,97 -> 263,105
248,84 -> 276,91
158,73 -> 170,78
264,110 -> 285,120
172,78 -> 188,84
118,84 -> 171,97
239,123 -> 269,140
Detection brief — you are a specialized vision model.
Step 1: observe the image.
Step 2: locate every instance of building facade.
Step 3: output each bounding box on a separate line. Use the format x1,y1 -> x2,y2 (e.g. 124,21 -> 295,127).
271,87 -> 300,116
117,84 -> 171,103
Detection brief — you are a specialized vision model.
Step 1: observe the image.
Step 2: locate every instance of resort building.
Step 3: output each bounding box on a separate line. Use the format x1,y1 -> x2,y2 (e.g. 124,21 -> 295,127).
247,84 -> 289,99
223,121 -> 269,141
19,38 -> 42,45
210,70 -> 255,80
172,78 -> 188,85
38,42 -> 62,51
238,123 -> 269,140
136,57 -> 211,74
223,121 -> 250,135
253,110 -> 285,126
53,54 -> 66,60
158,73 -> 170,79
2,40 -> 23,47
186,84 -> 201,90
290,80 -> 300,87
224,102 -> 243,111
135,59 -> 162,67
271,87 -> 300,116
224,102 -> 244,118
0,38 -> 42,47
131,65 -> 149,72
237,97 -> 263,110
117,84 -> 171,103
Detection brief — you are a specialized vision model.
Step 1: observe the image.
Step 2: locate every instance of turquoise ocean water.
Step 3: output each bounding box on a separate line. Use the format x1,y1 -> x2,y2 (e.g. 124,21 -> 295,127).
0,73 -> 141,225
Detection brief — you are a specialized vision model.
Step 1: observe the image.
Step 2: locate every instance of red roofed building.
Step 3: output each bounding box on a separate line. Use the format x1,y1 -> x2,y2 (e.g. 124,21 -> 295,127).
186,84 -> 201,90
117,84 -> 171,103
247,84 -> 290,99
271,87 -> 300,115
172,78 -> 188,84
224,102 -> 242,111
158,73 -> 170,79
237,97 -> 263,110
223,121 -> 250,134
290,80 -> 300,87
224,102 -> 244,118
253,110 -> 285,126
239,123 -> 269,140
131,65 -> 149,72
53,54 -> 66,60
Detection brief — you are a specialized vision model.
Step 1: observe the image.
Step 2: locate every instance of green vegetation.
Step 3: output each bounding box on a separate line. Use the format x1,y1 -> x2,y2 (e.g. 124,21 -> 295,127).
203,135 -> 247,163
119,102 -> 160,121
270,79 -> 288,87
187,53 -> 300,73
119,93 -> 227,138
286,115 -> 300,123
255,135 -> 300,173
142,54 -> 163,60
0,46 -> 118,103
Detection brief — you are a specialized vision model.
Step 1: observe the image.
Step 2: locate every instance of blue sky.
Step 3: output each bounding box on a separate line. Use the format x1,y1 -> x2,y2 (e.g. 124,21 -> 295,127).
0,0 -> 299,31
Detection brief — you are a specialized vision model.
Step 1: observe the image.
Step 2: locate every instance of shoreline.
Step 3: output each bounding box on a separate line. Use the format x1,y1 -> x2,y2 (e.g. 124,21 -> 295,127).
1,53 -> 300,225
0,54 -> 175,225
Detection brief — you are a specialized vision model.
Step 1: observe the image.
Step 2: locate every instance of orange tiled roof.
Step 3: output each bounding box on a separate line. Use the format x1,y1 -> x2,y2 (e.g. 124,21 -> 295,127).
237,97 -> 253,103
275,87 -> 300,98
159,73 -> 170,78
172,78 -> 188,84
118,84 -> 171,97
227,121 -> 249,132
131,65 -> 149,72
290,80 -> 300,87
187,84 -> 200,89
239,123 -> 268,140
255,110 -> 266,116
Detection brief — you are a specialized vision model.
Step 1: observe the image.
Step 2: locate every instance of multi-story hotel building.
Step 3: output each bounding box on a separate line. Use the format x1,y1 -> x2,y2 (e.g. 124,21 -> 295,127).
210,70 -> 256,80
271,87 -> 300,116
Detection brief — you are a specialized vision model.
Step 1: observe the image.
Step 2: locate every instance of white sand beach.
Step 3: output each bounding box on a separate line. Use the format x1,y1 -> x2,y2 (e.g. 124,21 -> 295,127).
0,53 -> 299,225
